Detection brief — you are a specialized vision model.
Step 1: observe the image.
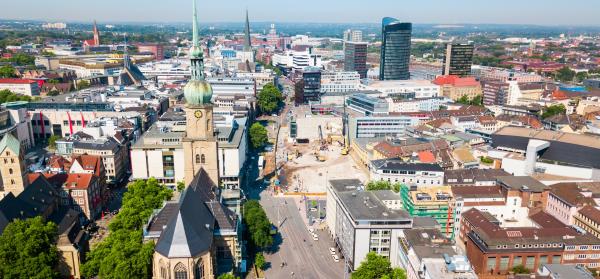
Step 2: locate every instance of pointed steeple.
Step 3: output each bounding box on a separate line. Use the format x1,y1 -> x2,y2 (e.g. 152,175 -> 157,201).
184,0 -> 213,106
244,9 -> 251,51
93,20 -> 100,45
192,0 -> 199,48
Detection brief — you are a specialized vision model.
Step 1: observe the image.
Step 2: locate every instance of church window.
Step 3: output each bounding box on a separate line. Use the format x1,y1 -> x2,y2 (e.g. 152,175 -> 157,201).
194,260 -> 204,279
201,154 -> 206,164
196,154 -> 200,164
8,168 -> 13,175
174,263 -> 187,279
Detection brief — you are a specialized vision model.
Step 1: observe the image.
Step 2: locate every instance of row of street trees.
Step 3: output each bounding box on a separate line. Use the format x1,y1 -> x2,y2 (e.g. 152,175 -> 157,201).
81,178 -> 172,278
242,200 -> 274,250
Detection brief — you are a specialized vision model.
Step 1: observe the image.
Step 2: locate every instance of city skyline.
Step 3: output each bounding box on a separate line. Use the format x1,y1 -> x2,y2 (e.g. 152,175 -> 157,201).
4,0 -> 600,26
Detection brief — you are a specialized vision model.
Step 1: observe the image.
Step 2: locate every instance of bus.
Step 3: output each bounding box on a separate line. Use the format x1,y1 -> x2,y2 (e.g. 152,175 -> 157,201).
258,156 -> 265,171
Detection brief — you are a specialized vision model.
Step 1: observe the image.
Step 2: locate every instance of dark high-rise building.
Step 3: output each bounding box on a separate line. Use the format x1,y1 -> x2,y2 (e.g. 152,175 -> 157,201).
442,43 -> 474,77
300,67 -> 321,103
380,18 -> 411,80
344,41 -> 368,79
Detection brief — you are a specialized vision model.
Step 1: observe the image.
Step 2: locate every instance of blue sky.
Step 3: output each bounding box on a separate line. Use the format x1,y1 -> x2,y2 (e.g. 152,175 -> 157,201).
2,0 -> 600,25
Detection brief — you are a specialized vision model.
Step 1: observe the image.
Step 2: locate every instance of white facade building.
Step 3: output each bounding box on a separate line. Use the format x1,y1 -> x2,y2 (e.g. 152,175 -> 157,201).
320,71 -> 361,93
361,80 -> 440,99
369,159 -> 445,187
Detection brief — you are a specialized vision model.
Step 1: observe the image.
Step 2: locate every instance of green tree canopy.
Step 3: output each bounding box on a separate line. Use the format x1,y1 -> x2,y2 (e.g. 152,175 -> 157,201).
0,53 -> 35,66
366,180 -> 392,191
47,134 -> 61,149
255,252 -> 266,271
217,273 -> 240,279
76,80 -> 90,90
249,123 -> 269,149
81,178 -> 172,278
541,104 -> 566,119
511,265 -> 531,274
556,66 -> 576,83
456,94 -> 483,106
257,83 -> 282,114
351,252 -> 406,279
0,65 -> 17,78
0,216 -> 60,279
242,200 -> 274,249
0,89 -> 32,104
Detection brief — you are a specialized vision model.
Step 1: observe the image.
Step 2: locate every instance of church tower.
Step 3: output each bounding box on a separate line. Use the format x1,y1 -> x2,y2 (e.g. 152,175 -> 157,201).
182,0 -> 219,188
93,20 -> 100,45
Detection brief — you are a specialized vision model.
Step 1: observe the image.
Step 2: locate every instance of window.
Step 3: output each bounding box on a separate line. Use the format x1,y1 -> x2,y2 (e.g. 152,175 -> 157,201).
566,245 -> 576,250
194,261 -> 204,279
201,154 -> 205,164
499,256 -> 509,270
195,154 -> 200,164
174,263 -> 187,279
579,245 -> 589,250
578,254 -> 587,259
525,256 -> 535,270
8,168 -> 13,175
540,256 -> 548,264
486,257 -> 496,273
593,245 -> 600,250
552,255 -> 561,263
513,256 -> 522,267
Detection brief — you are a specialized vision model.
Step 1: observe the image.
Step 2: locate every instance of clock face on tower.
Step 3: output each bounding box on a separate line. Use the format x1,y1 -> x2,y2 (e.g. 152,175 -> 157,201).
194,110 -> 203,118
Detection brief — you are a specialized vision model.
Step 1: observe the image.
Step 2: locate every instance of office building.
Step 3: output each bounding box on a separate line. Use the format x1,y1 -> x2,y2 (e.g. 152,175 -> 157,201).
380,18 -> 411,80
346,93 -> 388,116
136,44 -> 164,61
370,158 -> 445,187
207,77 -> 256,98
348,114 -> 420,139
298,67 -> 321,103
361,80 -> 440,99
326,179 -> 413,270
344,42 -> 368,79
442,43 -> 474,77
320,71 -> 361,93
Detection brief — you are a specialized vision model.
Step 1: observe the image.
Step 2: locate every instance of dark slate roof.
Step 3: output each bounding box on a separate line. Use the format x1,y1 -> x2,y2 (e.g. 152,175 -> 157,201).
497,176 -> 548,193
206,200 -> 237,231
370,158 -> 444,172
154,174 -> 215,258
492,127 -> 600,169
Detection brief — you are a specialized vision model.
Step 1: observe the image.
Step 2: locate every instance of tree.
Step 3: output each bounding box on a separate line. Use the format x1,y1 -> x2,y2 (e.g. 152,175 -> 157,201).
576,71 -> 589,83
0,216 -> 60,279
76,80 -> 90,90
249,123 -> 269,149
511,265 -> 531,274
0,65 -> 16,78
457,95 -> 470,105
242,200 -> 274,249
541,104 -> 566,119
47,135 -> 61,149
255,252 -> 266,271
366,180 -> 391,191
217,274 -> 239,279
555,66 -> 576,83
81,179 -> 172,278
257,83 -> 282,114
392,183 -> 401,193
0,89 -> 32,104
47,90 -> 60,96
176,181 -> 185,192
352,252 -> 406,279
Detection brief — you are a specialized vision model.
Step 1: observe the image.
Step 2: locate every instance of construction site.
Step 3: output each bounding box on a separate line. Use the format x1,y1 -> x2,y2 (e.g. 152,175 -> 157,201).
274,107 -> 368,194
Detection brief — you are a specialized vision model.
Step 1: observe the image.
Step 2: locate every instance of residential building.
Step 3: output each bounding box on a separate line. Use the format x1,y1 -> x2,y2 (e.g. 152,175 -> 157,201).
320,71 -> 361,93
380,18 -> 411,80
0,78 -> 40,96
370,158 -> 444,187
60,173 -> 102,220
0,133 -> 29,197
433,75 -> 482,101
344,42 -> 368,79
72,137 -> 129,184
472,66 -> 543,83
545,182 -> 596,226
444,169 -> 509,186
442,43 -> 474,77
326,179 -> 414,270
574,205 -> 600,239
400,185 -> 455,238
497,175 -> 549,210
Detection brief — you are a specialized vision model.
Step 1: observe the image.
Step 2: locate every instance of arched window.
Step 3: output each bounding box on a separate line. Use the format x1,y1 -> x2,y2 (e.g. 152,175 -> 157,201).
174,262 -> 187,279
195,154 -> 201,164
201,154 -> 206,164
8,168 -> 13,175
194,260 -> 204,279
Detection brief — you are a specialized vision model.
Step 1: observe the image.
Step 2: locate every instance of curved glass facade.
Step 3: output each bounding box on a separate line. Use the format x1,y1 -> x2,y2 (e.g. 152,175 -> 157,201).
380,18 -> 412,80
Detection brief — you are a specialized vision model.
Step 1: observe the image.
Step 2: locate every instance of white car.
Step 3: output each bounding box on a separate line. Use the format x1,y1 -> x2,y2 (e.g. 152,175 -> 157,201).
312,234 -> 319,241
329,247 -> 336,254
308,228 -> 315,233
332,254 -> 340,262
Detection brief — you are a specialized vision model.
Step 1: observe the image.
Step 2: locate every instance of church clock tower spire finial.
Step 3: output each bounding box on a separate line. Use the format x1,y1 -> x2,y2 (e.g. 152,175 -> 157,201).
184,0 -> 213,106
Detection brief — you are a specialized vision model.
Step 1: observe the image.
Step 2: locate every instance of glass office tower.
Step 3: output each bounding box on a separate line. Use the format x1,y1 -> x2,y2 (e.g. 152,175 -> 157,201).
380,17 -> 412,80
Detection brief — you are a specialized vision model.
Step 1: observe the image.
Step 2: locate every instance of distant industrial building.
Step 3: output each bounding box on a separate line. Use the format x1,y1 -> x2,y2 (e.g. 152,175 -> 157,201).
380,18 -> 411,80
136,43 -> 164,61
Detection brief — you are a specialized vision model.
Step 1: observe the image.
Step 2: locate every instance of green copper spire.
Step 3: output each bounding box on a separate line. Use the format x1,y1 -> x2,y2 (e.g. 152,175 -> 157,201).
184,0 -> 213,106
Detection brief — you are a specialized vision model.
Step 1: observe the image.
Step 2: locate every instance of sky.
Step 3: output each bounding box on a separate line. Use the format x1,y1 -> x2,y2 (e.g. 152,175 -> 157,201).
2,0 -> 600,26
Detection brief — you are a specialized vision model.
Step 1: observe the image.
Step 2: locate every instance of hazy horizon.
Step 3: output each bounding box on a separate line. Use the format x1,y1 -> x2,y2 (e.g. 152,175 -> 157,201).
3,0 -> 600,26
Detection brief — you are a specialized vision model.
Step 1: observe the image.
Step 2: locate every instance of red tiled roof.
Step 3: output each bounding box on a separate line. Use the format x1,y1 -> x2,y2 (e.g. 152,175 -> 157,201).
48,155 -> 71,170
71,154 -> 102,176
433,75 -> 480,87
63,173 -> 95,190
578,206 -> 600,225
0,78 -> 35,84
418,151 -> 436,163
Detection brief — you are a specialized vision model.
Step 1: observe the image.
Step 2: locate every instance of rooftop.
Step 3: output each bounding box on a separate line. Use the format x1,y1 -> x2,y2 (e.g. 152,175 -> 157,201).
497,176 -> 548,193
370,158 -> 444,172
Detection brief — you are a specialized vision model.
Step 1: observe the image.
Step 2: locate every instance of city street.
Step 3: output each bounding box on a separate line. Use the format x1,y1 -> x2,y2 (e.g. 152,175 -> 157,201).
259,192 -> 344,279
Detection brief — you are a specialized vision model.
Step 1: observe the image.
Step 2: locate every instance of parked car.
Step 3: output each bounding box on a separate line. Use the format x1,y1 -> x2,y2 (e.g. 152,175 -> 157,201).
332,254 -> 340,262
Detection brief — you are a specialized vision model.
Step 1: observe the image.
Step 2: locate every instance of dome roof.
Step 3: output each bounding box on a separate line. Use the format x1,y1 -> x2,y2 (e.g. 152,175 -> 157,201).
189,45 -> 203,58
184,80 -> 213,105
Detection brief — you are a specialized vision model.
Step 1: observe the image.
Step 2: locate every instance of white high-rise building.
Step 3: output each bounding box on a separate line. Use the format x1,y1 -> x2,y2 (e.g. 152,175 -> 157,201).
343,29 -> 363,43
320,71 -> 361,93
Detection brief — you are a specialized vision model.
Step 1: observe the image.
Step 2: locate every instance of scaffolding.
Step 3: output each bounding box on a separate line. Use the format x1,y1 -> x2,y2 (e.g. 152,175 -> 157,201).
400,185 -> 455,239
